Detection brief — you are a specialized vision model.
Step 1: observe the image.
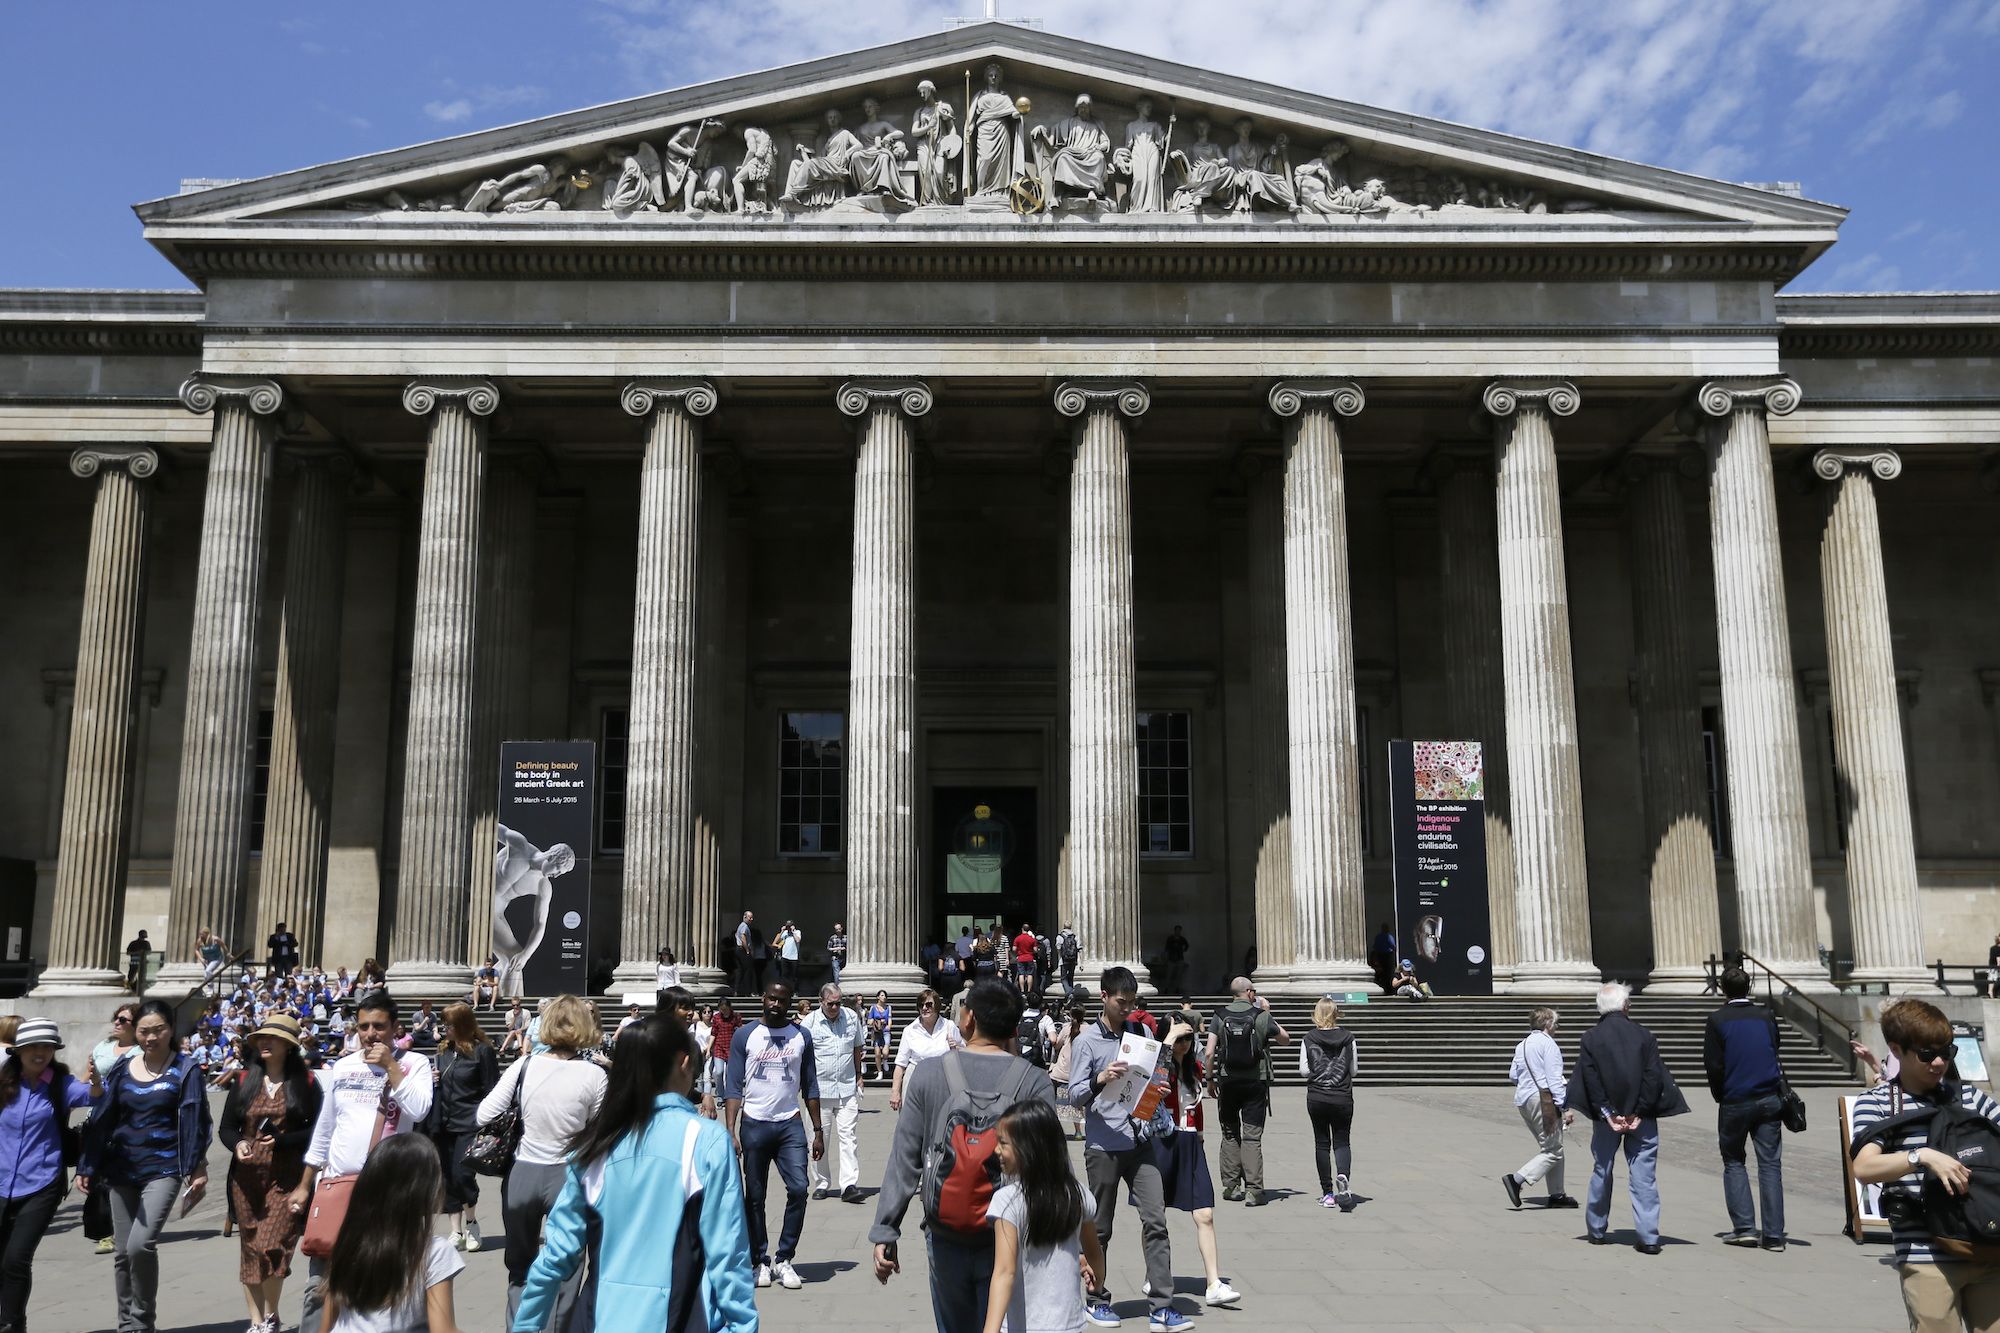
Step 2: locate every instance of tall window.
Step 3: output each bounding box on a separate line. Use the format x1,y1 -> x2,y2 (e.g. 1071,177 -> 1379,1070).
598,707 -> 630,855
249,706 -> 275,854
1356,707 -> 1373,858
1701,705 -> 1732,858
1136,710 -> 1192,857
779,711 -> 844,856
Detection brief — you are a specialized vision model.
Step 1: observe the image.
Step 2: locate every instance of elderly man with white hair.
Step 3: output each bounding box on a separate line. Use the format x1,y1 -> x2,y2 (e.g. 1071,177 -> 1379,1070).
1566,981 -> 1690,1253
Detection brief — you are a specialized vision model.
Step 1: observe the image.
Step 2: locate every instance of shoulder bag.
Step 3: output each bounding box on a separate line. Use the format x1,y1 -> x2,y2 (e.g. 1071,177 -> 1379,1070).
300,1081 -> 389,1259
465,1055 -> 531,1176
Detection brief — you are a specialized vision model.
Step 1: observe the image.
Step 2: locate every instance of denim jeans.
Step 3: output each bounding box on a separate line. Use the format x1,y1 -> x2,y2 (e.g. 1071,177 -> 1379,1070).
740,1114 -> 809,1264
925,1229 -> 995,1333
1718,1093 -> 1786,1239
1585,1117 -> 1660,1245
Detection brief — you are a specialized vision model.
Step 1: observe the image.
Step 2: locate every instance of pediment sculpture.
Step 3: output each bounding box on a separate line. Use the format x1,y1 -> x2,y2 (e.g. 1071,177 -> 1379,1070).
352,61 -> 1600,223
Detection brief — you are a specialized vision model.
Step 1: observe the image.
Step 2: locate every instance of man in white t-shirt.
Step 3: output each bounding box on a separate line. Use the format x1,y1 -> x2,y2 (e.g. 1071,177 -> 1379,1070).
290,992 -> 433,1333
726,981 -> 825,1291
803,984 -> 866,1203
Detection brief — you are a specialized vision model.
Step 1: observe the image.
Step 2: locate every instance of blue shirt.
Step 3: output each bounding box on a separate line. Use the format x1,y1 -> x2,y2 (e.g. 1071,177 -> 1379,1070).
724,1022 -> 819,1123
1066,1020 -> 1158,1152
106,1061 -> 191,1184
0,1068 -> 90,1199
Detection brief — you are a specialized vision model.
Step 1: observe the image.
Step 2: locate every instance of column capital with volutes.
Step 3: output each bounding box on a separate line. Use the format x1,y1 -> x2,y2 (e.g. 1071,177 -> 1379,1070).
1812,448 -> 1902,483
1268,380 -> 1364,419
69,446 -> 160,481
621,379 -> 718,419
836,381 -> 933,418
1481,380 -> 1580,419
179,374 -> 283,417
402,378 -> 500,418
1053,380 -> 1150,419
1692,377 -> 1801,420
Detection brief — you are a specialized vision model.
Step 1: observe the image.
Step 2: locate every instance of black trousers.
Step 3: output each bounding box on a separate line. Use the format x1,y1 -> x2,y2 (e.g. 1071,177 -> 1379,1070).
1306,1097 -> 1354,1194
1,1176 -> 65,1333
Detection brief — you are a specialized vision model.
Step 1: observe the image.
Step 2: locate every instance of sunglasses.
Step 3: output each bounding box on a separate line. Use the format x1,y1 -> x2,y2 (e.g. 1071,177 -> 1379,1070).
1910,1045 -> 1954,1064
921,1002 -> 938,1010
111,1015 -> 134,1024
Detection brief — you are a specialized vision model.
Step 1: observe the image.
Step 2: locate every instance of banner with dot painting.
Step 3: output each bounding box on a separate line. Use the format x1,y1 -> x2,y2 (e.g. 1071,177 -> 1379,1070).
1387,739 -> 1493,996
495,740 -> 595,998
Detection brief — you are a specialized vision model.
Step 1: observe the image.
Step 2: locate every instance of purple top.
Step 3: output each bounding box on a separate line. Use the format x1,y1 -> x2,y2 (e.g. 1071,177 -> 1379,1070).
0,1065 -> 91,1198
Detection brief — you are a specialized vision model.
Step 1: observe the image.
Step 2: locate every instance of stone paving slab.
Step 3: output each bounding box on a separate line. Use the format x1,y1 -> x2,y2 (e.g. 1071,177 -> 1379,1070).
26,1084 -> 1908,1332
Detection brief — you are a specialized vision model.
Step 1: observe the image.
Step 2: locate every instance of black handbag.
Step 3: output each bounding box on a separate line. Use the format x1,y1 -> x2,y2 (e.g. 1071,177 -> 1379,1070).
465,1057 -> 529,1176
1779,1079 -> 1808,1133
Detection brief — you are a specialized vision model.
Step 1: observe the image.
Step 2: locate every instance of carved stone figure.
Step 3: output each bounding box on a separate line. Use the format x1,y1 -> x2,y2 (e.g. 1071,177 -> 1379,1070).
461,157 -> 579,213
911,80 -> 959,205
783,109 -> 862,207
1113,96 -> 1168,213
733,125 -> 775,213
849,98 -> 914,204
661,119 -> 727,211
1225,120 -> 1297,213
967,62 -> 1021,199
1032,93 -> 1113,205
1294,139 -> 1354,215
1168,117 -> 1233,212
602,141 -> 664,217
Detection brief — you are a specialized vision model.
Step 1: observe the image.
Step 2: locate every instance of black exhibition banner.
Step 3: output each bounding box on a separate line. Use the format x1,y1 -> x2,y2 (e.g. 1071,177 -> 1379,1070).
1387,739 -> 1493,996
494,740 -> 594,997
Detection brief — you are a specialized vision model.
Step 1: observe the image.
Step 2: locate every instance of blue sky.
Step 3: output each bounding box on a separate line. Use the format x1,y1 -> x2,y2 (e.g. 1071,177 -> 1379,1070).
3,0 -> 1995,292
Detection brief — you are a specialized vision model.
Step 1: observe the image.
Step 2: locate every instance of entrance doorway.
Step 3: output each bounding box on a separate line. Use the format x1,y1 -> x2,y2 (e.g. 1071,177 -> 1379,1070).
929,786 -> 1038,948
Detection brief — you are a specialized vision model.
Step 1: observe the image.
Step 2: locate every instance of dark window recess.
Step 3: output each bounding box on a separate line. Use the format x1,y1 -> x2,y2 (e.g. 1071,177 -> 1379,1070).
249,707 -> 275,854
1701,705 -> 1732,858
599,707 -> 630,855
1357,707 -> 1372,859
779,711 -> 844,856
1136,710 -> 1193,857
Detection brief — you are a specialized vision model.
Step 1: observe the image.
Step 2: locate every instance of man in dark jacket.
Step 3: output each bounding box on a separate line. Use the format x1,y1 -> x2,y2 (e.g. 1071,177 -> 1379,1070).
1701,967 -> 1787,1249
1567,982 -> 1689,1254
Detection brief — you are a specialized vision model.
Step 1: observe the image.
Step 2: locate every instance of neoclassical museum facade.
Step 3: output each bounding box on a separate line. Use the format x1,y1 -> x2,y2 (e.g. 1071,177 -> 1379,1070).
4,26 -> 1995,1006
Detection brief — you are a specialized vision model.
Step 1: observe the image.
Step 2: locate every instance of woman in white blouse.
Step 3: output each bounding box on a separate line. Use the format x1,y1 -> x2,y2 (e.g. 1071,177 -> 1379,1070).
889,986 -> 965,1112
476,994 -> 608,1330
654,947 -> 680,992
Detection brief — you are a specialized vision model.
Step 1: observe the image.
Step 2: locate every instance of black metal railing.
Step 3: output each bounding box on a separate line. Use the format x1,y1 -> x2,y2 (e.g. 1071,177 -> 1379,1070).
1705,951 -> 1860,1076
1931,961 -> 1998,996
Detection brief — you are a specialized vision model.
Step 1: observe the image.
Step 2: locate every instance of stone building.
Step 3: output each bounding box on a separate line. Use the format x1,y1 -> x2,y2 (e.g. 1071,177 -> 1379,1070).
5,26 -> 1995,1010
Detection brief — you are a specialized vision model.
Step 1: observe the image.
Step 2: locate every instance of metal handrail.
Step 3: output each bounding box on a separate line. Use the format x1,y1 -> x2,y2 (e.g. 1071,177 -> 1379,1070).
1714,951 -> 1860,1077
1932,960 -> 1998,995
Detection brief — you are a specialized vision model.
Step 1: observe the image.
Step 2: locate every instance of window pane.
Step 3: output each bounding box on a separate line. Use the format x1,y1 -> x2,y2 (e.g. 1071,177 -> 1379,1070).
1135,710 -> 1193,858
778,711 -> 845,856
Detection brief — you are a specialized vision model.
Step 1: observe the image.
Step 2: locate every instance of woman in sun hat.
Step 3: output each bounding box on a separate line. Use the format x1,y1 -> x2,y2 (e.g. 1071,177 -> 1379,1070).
219,1011 -> 323,1333
0,1018 -> 91,1333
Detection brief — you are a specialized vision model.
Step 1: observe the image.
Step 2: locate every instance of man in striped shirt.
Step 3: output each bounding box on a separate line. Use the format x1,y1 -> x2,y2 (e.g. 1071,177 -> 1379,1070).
1850,997 -> 2000,1330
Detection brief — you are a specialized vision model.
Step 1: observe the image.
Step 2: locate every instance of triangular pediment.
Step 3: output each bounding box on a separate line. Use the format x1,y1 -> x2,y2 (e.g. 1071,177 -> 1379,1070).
139,24 -> 1843,241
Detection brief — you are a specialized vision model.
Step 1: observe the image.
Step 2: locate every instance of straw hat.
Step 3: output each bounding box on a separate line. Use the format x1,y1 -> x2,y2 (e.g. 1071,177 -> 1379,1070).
247,1012 -> 303,1048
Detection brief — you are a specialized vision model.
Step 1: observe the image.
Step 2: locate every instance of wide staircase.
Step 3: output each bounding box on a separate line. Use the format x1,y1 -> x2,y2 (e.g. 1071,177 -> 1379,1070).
416,988 -> 1857,1089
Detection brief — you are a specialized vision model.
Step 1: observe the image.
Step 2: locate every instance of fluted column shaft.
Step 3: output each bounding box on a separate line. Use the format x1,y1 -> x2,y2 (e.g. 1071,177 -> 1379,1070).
687,458 -> 734,984
1626,455 -> 1722,990
1272,384 -> 1369,986
390,381 -> 496,988
838,382 -> 930,988
467,459 -> 538,968
1057,382 -> 1149,982
162,377 -> 283,985
616,382 -> 714,988
37,448 -> 158,992
1245,461 -> 1294,984
1698,380 -> 1821,976
1487,383 -> 1597,991
1815,449 -> 1925,983
257,454 -> 351,967
1433,456 -> 1517,977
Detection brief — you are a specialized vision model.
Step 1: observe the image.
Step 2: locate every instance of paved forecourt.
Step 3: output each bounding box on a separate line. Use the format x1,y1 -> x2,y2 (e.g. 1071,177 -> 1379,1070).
29,1084 -> 1906,1333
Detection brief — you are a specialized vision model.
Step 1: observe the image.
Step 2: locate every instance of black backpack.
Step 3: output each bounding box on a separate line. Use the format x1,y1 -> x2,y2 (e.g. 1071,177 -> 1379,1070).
1016,1011 -> 1049,1069
1852,1083 -> 2000,1262
1216,1005 -> 1263,1084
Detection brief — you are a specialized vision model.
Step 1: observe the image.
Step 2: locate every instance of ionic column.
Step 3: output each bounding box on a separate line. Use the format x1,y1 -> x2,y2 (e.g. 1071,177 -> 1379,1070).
160,376 -> 283,987
613,380 -> 715,990
1485,382 -> 1597,992
1694,379 -> 1822,978
1623,452 -> 1722,992
467,456 -> 539,971
1813,448 -> 1926,986
686,452 -> 739,988
1429,452 -> 1518,981
1243,455 -> 1294,987
1270,382 -> 1370,989
389,379 -> 497,990
1056,381 -> 1150,983
256,450 -> 353,968
34,447 -> 159,995
837,381 -> 932,990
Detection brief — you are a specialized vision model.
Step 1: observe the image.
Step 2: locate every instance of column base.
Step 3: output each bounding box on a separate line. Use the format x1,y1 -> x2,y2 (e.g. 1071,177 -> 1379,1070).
27,968 -> 129,998
1503,960 -> 1603,995
1490,964 -> 1517,987
1641,965 -> 1717,995
384,961 -> 475,995
1250,965 -> 1295,994
145,964 -> 208,999
1843,967 -> 1935,994
835,963 -> 929,994
610,963 -> 665,998
1753,959 -> 1840,995
1269,962 -> 1373,997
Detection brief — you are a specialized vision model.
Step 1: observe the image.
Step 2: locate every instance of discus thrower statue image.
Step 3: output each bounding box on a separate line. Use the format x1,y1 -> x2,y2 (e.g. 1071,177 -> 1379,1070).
492,822 -> 578,998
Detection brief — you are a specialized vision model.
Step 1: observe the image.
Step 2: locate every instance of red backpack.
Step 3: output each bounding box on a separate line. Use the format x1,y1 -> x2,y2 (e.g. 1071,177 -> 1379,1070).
920,1052 -> 1041,1236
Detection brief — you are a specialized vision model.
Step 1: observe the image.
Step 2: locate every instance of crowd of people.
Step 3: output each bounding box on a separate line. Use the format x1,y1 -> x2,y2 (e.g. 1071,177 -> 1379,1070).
1,950 -> 1995,1333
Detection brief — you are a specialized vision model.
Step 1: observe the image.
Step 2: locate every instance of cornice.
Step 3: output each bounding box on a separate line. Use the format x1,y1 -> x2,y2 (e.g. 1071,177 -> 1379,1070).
1779,326 -> 2000,358
191,320 -> 1782,342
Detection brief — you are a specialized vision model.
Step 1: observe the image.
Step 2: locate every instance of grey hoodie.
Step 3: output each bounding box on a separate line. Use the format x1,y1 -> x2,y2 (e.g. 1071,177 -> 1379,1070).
1302,1027 -> 1356,1106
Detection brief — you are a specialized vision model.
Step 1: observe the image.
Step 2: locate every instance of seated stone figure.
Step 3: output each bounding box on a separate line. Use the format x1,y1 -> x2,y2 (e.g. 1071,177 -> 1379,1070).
1032,93 -> 1113,205
1224,121 -> 1296,213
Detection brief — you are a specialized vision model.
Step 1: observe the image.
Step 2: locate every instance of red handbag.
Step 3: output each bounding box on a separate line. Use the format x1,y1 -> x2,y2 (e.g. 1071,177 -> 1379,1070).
300,1089 -> 388,1259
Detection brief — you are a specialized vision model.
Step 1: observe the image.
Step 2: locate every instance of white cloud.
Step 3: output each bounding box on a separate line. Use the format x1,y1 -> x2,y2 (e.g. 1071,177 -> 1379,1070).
424,98 -> 474,124
422,83 -> 552,127
1821,251 -> 1904,292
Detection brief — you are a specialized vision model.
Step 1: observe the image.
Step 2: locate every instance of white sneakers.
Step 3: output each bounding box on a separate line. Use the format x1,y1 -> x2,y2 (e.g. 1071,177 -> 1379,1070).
463,1220 -> 481,1251
1206,1281 -> 1242,1307
755,1262 -> 773,1288
773,1260 -> 804,1290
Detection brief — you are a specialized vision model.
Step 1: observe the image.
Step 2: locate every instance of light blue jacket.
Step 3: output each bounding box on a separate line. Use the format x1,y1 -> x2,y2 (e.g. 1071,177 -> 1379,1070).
510,1092 -> 757,1333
